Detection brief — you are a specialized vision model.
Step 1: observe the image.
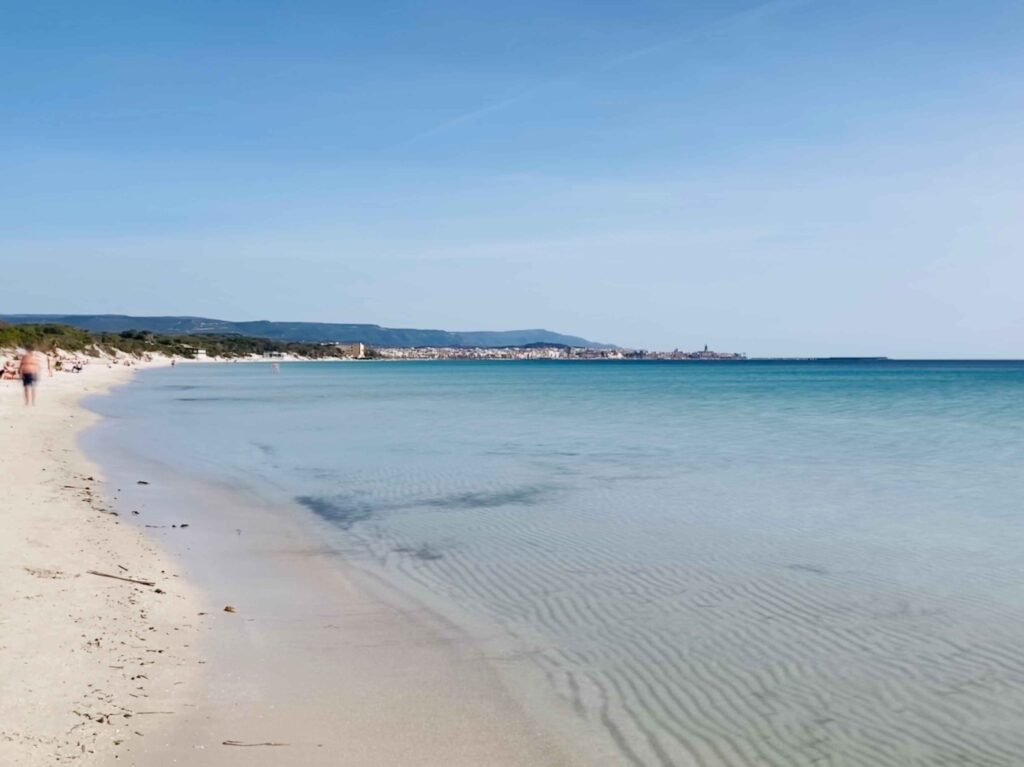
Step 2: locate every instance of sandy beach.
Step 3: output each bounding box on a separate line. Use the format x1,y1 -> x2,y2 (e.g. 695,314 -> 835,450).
0,360 -> 589,767
0,360 -> 199,765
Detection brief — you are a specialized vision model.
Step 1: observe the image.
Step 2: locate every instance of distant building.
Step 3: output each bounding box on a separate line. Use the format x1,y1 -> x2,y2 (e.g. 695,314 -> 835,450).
335,342 -> 366,359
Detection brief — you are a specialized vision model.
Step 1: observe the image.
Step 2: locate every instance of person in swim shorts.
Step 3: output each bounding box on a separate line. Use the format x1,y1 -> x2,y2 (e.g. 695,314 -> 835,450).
19,347 -> 39,406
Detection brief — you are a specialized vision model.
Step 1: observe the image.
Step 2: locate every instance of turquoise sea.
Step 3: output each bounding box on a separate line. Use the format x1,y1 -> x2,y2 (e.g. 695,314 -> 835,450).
88,360 -> 1024,766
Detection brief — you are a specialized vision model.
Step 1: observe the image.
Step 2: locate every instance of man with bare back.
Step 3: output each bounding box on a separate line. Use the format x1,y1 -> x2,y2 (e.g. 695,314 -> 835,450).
19,347 -> 40,406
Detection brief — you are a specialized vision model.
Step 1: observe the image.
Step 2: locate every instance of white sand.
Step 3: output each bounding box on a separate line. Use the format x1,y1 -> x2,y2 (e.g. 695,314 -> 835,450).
0,360 -> 199,765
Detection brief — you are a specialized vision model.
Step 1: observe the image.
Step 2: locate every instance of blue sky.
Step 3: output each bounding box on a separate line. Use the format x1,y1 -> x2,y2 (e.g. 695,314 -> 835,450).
3,1 -> 1023,355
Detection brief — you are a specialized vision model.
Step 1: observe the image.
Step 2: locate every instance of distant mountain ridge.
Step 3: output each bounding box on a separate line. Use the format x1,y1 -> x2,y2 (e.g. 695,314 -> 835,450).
0,315 -> 613,349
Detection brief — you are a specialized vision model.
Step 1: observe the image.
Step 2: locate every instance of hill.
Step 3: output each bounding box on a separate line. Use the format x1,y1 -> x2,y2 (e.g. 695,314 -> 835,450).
0,315 -> 612,349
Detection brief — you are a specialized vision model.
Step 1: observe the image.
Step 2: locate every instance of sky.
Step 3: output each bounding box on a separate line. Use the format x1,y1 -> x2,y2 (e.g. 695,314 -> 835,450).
2,0 -> 1023,356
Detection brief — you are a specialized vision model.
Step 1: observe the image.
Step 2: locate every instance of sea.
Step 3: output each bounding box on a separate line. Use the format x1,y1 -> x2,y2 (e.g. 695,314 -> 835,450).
85,360 -> 1024,766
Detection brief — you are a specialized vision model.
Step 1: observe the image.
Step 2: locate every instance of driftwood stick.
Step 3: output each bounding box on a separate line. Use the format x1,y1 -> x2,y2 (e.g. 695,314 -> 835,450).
86,570 -> 156,587
222,740 -> 289,747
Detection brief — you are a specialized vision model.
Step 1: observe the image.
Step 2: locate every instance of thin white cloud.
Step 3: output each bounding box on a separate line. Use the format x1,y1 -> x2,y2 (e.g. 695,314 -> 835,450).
391,86 -> 564,150
602,0 -> 815,69
392,0 -> 816,149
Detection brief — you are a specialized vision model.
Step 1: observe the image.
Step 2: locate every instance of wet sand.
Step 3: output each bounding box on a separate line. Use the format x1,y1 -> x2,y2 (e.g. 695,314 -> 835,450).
105,469 -> 588,767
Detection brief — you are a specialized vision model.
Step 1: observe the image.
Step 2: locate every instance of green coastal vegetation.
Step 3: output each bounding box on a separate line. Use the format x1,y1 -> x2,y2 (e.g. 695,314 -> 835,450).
0,322 -> 361,359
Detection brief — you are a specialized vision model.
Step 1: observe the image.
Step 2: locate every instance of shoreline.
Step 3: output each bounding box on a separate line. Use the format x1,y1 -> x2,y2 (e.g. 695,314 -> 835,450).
5,360 -> 600,765
91,458 -> 592,766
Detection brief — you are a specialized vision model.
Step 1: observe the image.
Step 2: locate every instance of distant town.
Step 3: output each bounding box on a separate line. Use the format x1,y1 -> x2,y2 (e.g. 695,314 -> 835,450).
367,344 -> 746,361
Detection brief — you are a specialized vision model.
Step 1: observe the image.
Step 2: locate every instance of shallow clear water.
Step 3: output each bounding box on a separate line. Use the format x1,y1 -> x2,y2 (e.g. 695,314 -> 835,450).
89,360 -> 1024,766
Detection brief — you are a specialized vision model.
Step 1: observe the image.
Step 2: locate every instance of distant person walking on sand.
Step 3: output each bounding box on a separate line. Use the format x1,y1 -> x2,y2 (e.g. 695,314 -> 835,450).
19,347 -> 40,406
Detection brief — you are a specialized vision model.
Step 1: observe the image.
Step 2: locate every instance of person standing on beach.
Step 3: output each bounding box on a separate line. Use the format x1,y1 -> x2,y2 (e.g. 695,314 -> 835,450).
19,347 -> 40,406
